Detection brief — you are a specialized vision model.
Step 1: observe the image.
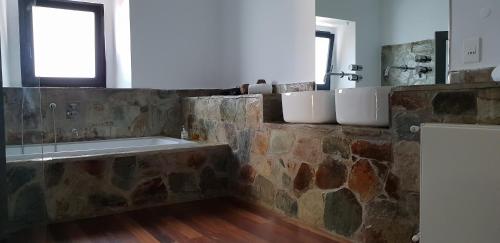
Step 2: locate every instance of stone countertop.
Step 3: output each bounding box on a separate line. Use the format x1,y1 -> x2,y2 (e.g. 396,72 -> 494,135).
391,82 -> 500,92
263,122 -> 392,138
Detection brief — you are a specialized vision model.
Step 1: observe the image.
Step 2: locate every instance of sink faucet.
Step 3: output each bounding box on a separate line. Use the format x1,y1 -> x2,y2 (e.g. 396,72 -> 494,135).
322,65 -> 363,90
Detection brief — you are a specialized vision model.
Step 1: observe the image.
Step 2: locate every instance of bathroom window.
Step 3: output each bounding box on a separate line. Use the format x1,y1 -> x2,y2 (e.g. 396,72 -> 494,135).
315,31 -> 335,90
19,0 -> 106,87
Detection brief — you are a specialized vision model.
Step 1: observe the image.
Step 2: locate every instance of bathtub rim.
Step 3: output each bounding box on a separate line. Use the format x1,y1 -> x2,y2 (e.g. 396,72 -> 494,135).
6,137 -> 217,163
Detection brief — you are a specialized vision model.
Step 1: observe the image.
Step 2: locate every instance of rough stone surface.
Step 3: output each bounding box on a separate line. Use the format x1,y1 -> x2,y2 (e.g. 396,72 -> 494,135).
315,157 -> 347,190
351,140 -> 392,162
252,132 -> 269,156
45,163 -> 65,188
169,173 -> 198,193
199,167 -> 225,193
348,159 -> 382,202
293,138 -> 321,163
4,88 -> 185,145
322,137 -> 351,159
363,199 -> 418,243
269,130 -> 295,154
112,157 -> 137,190
253,175 -> 275,205
78,160 -> 107,178
131,177 -> 168,206
392,141 -> 420,192
88,192 -> 128,208
298,190 -> 325,227
239,165 -> 256,184
293,163 -> 314,193
12,184 -> 47,224
324,188 -> 362,237
275,190 -> 298,217
7,166 -> 38,194
477,88 -> 500,124
432,91 -> 477,116
385,173 -> 400,200
391,92 -> 429,111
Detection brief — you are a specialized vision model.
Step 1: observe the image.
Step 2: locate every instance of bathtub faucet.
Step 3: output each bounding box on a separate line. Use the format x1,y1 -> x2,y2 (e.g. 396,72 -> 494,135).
72,129 -> 79,138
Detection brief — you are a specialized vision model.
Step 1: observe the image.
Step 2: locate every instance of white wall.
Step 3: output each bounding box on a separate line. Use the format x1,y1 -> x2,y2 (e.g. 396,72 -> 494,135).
129,0 -> 228,89
450,0 -> 500,71
0,0 -> 22,87
0,0 -> 131,88
380,0 -> 449,46
220,0 -> 315,85
316,0 -> 382,88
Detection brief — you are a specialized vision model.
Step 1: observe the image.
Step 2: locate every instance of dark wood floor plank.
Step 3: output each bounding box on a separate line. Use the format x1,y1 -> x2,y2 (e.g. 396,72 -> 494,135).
112,215 -> 161,243
5,198 -> 345,243
129,209 -> 180,243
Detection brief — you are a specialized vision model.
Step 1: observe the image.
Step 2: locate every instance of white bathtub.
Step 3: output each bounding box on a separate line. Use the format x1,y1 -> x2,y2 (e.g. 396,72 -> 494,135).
6,137 -> 196,162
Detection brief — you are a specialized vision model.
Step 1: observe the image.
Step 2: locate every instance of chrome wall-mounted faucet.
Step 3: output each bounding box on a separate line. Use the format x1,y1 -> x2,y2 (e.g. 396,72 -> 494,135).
71,128 -> 79,138
323,64 -> 364,88
66,103 -> 79,120
385,65 -> 433,78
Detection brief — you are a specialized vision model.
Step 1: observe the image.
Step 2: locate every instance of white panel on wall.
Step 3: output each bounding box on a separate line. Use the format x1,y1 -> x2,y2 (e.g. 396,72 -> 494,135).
451,0 -> 500,71
421,124 -> 500,243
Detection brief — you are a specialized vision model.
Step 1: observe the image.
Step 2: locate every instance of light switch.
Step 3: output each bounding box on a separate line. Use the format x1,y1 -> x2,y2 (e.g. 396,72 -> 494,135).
463,37 -> 481,64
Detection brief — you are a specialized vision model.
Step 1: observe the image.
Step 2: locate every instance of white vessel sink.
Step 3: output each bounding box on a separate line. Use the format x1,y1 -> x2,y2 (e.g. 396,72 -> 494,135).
335,87 -> 392,127
282,91 -> 336,123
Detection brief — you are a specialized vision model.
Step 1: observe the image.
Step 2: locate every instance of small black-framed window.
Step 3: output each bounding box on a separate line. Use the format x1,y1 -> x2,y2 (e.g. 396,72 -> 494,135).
435,31 -> 449,85
19,0 -> 106,87
315,31 -> 335,90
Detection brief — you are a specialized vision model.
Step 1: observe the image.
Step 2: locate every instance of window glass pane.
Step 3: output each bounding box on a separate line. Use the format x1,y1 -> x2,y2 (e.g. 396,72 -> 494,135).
315,37 -> 330,85
32,6 -> 95,78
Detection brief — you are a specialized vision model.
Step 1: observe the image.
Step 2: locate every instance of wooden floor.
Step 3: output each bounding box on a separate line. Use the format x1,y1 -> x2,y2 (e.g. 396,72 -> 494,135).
4,198 -> 346,243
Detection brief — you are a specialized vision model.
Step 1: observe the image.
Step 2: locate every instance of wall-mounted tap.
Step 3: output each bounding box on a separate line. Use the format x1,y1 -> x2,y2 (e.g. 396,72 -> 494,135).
385,64 -> 433,78
66,103 -> 79,120
71,128 -> 79,138
323,64 -> 363,87
415,55 -> 432,63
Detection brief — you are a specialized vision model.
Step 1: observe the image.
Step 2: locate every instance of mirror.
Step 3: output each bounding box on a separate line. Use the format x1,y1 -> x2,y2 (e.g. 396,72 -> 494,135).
316,0 -> 450,89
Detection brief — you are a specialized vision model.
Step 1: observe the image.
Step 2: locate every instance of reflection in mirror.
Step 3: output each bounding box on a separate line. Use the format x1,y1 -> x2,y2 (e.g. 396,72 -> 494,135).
316,0 -> 450,88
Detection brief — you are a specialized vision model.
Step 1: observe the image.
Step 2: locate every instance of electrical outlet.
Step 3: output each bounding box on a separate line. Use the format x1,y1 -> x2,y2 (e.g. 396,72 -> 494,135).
463,37 -> 481,64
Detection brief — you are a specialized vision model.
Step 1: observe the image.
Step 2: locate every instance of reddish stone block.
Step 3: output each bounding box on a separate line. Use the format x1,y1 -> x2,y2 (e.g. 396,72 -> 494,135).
293,163 -> 314,193
348,159 -> 382,202
79,160 -> 106,178
351,140 -> 392,162
315,157 -> 347,190
239,165 -> 256,184
252,132 -> 269,156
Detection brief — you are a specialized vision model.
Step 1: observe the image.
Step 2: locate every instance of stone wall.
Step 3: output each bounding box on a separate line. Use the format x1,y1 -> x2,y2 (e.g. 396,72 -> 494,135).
240,124 -> 419,242
183,84 -> 500,243
6,145 -> 233,232
382,39 -> 435,86
449,67 -> 496,84
182,95 -> 417,242
3,88 -> 230,146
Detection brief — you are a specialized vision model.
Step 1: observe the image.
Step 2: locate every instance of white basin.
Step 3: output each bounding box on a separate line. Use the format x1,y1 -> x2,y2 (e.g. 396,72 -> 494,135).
335,87 -> 392,127
282,91 -> 336,123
